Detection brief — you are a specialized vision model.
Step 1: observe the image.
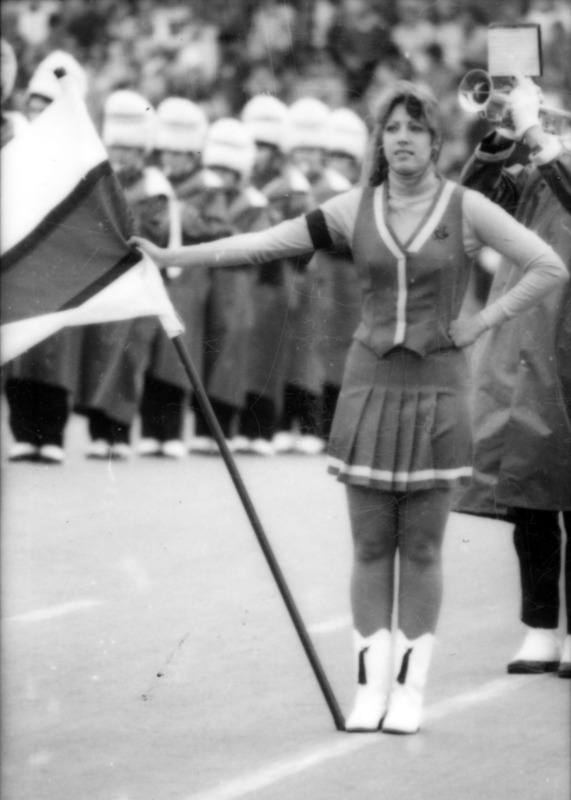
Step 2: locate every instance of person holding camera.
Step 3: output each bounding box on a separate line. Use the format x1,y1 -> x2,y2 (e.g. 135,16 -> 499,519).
456,74 -> 571,678
131,82 -> 567,733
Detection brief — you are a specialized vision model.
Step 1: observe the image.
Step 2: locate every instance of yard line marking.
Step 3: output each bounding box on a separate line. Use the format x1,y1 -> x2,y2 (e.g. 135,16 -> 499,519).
183,674 -> 541,800
308,615 -> 351,634
5,599 -> 105,622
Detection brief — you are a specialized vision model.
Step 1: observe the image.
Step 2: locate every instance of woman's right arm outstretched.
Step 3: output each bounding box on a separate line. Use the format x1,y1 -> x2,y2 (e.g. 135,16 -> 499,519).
131,214 -> 317,271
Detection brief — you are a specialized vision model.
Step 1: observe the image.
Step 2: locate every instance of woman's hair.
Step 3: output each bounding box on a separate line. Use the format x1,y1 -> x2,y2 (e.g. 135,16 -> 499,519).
368,81 -> 443,186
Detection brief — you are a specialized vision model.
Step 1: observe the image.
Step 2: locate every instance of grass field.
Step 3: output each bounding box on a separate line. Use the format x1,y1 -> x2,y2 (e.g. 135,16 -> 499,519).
1,412 -> 569,800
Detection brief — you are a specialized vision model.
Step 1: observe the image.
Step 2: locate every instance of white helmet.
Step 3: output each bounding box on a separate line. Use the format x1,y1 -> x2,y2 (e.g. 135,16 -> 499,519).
325,108 -> 368,162
202,117 -> 256,180
281,97 -> 330,153
102,90 -> 156,152
156,97 -> 208,153
29,50 -> 88,101
241,94 -> 287,149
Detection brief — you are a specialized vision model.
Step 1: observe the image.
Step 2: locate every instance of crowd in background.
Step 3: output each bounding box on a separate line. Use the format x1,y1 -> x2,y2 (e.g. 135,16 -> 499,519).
2,0 -> 571,464
3,0 -> 571,179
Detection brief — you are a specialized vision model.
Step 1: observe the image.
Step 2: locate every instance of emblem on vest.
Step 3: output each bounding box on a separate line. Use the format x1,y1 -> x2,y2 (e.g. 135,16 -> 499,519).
432,224 -> 449,241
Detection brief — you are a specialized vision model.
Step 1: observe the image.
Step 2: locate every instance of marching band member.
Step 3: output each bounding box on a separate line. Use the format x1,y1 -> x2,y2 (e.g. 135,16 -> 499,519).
138,97 -> 213,458
272,96 -> 335,456
233,93 -> 292,455
75,89 -> 169,460
189,117 -> 272,454
4,50 -> 87,464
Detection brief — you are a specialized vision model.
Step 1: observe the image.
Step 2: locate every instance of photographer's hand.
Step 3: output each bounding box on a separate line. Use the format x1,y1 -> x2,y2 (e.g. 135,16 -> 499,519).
497,72 -> 541,141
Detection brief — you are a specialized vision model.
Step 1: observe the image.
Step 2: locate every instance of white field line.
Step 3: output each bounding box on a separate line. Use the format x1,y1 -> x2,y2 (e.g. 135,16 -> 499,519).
308,615 -> 352,634
183,674 -> 541,800
4,598 -> 105,622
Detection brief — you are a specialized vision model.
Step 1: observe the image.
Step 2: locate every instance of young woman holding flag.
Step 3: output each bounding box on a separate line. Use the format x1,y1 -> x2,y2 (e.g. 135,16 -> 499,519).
132,82 -> 567,735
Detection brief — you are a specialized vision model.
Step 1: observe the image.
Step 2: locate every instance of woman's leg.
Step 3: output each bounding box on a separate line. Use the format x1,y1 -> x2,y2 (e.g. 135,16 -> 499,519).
344,485 -> 399,731
383,487 -> 452,735
346,485 -> 399,636
397,487 -> 452,637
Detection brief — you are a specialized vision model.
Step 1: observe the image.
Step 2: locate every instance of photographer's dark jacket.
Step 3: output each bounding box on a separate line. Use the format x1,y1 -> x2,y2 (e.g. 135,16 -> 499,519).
456,133 -> 571,516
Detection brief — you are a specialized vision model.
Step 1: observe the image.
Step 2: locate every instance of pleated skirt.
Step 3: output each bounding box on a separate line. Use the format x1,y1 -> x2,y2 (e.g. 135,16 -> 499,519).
327,342 -> 473,493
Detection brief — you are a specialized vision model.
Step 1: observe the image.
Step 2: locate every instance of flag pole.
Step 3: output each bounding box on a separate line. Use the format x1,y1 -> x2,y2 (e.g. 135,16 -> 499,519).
170,333 -> 345,731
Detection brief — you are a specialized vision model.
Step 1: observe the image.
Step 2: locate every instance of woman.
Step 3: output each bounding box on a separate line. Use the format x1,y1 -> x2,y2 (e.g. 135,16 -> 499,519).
132,83 -> 568,735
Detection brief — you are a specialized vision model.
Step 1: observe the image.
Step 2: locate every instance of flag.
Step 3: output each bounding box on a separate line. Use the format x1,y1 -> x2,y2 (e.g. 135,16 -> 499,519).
1,75 -> 183,365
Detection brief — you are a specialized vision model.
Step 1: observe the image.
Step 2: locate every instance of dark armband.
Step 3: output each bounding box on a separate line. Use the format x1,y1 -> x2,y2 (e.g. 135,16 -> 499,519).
305,208 -> 334,250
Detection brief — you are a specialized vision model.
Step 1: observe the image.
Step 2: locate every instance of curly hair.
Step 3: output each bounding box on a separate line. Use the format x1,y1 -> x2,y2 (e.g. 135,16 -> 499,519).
368,82 -> 443,187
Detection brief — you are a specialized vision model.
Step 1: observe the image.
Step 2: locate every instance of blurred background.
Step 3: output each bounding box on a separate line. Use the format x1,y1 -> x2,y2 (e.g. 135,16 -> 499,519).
2,0 -> 571,179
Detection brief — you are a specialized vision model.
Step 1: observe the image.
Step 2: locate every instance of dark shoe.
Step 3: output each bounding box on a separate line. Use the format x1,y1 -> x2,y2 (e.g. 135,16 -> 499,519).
507,659 -> 559,674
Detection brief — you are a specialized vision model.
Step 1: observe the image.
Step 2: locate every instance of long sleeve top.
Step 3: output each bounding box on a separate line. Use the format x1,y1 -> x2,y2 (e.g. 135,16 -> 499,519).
164,171 -> 567,351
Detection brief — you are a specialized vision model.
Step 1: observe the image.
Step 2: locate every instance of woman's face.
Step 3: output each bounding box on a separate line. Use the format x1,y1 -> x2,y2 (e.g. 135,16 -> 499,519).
382,102 -> 433,177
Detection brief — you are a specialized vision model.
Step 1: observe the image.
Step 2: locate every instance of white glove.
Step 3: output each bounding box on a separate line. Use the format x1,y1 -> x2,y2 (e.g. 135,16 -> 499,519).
497,74 -> 541,141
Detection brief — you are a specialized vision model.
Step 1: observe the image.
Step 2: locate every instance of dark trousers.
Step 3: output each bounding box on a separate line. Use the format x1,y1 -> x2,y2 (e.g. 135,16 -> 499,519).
193,397 -> 236,439
87,410 -> 130,445
238,394 -> 276,441
320,381 -> 341,442
6,378 -> 69,447
140,375 -> 185,441
280,382 -> 321,437
513,508 -> 571,633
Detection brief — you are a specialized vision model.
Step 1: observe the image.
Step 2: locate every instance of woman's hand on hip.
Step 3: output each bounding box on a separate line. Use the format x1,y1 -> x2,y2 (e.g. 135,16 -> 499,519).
449,314 -> 488,348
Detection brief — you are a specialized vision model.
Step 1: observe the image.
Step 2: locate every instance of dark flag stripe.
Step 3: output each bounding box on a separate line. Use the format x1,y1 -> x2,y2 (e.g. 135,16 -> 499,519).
1,167 -> 139,325
59,249 -> 141,311
2,161 -> 119,272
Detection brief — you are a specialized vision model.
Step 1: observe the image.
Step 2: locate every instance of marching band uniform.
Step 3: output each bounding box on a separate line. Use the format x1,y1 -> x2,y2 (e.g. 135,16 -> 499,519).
456,101 -> 571,677
75,90 -> 172,459
189,118 -> 272,453
4,51 -> 87,464
272,97 -> 332,455
138,97 -> 212,458
234,94 -> 292,455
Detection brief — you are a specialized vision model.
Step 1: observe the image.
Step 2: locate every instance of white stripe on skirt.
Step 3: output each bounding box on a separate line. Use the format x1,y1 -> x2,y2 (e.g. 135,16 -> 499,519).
327,456 -> 473,484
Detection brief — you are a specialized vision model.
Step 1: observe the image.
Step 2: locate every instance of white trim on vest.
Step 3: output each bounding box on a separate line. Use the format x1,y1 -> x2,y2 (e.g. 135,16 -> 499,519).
373,189 -> 407,345
407,180 -> 456,253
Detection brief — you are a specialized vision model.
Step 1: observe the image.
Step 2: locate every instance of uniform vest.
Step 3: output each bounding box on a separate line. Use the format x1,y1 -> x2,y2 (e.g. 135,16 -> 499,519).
351,180 -> 471,357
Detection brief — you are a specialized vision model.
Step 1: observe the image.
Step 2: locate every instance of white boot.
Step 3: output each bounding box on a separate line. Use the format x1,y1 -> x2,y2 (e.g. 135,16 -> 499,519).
507,627 -> 560,674
382,631 -> 434,735
345,629 -> 392,732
